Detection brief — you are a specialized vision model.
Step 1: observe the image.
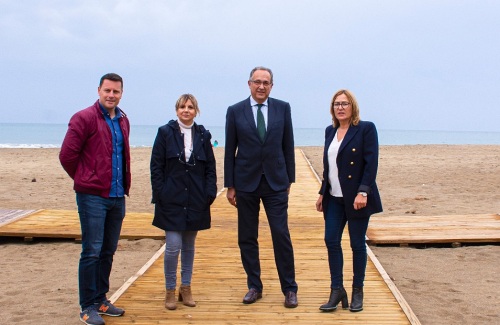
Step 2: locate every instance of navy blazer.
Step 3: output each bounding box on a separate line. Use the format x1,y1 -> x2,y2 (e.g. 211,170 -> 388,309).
319,121 -> 383,219
224,96 -> 295,192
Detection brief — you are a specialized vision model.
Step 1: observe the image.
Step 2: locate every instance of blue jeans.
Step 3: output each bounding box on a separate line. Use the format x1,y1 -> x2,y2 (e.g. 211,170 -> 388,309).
76,193 -> 125,309
324,195 -> 370,288
164,231 -> 198,289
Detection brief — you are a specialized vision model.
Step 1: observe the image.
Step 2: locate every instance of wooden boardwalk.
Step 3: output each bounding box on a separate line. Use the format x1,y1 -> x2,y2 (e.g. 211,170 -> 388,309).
0,148 -> 498,322
0,209 -> 164,240
102,150 -> 417,325
0,149 -> 427,324
367,213 -> 500,245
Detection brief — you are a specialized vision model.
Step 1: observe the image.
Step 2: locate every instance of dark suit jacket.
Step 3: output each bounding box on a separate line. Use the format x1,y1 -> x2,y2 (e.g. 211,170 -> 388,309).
319,121 -> 383,218
224,96 -> 295,192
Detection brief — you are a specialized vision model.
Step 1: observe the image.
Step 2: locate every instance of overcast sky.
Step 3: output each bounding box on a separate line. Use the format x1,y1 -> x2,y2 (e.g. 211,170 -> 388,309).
1,1 -> 499,132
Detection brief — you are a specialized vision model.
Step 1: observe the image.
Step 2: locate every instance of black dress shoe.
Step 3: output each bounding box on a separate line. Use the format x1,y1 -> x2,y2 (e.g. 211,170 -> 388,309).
284,291 -> 298,308
242,288 -> 262,304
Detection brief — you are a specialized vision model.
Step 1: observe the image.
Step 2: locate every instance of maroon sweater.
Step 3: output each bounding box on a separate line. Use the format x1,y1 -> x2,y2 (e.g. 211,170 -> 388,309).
60,100 -> 131,197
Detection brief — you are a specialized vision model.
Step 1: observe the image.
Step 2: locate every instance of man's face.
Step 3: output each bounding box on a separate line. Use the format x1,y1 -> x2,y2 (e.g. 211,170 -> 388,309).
98,79 -> 123,111
248,70 -> 273,104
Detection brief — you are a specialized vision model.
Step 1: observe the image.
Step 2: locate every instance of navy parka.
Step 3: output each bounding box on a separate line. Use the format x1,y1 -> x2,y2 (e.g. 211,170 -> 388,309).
150,120 -> 217,231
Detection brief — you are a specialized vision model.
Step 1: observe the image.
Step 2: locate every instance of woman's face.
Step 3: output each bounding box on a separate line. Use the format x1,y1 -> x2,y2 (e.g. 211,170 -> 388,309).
333,93 -> 352,124
176,99 -> 196,125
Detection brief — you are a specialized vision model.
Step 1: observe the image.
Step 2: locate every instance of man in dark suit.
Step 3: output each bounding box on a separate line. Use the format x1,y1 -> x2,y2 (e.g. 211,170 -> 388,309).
224,66 -> 298,308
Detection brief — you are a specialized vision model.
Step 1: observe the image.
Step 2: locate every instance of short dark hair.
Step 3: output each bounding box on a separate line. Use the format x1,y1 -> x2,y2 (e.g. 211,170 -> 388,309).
99,73 -> 123,89
249,66 -> 273,84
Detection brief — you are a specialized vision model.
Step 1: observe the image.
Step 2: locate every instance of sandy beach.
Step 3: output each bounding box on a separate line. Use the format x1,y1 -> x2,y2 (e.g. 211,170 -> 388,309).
0,145 -> 499,324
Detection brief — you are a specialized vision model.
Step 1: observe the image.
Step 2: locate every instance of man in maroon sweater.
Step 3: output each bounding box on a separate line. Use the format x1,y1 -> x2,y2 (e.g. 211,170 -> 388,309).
60,73 -> 130,325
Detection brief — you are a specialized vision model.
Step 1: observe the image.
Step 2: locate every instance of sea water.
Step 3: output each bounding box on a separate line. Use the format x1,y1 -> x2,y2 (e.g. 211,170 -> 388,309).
0,123 -> 499,148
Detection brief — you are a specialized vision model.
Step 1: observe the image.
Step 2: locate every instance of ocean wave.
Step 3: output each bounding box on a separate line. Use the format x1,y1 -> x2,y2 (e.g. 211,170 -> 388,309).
0,144 -> 155,149
0,144 -> 61,149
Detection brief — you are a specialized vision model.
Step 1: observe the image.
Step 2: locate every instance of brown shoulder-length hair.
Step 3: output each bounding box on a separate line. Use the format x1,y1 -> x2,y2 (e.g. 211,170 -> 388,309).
175,93 -> 200,116
330,89 -> 360,128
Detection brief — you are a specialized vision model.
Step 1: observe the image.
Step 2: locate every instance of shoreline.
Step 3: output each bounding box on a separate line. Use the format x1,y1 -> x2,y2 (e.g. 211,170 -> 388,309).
1,143 -> 500,149
2,123 -> 500,149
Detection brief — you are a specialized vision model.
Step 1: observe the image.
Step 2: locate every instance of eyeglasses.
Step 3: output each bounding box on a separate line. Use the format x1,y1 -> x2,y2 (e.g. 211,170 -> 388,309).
250,80 -> 272,87
179,150 -> 196,167
333,102 -> 351,109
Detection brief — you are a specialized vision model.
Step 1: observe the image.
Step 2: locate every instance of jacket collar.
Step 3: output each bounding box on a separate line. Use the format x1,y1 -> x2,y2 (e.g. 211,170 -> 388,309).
326,123 -> 361,154
337,123 -> 360,153
166,119 -> 204,154
93,99 -> 127,118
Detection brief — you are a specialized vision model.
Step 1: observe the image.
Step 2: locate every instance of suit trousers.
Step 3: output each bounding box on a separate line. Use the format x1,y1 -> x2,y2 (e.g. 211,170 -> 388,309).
236,175 -> 298,294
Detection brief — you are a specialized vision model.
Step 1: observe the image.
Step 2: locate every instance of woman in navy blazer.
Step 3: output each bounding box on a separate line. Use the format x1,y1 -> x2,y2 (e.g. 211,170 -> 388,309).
316,89 -> 382,313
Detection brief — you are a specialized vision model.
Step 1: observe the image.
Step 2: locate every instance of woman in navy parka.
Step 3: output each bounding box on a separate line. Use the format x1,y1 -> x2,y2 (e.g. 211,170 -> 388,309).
150,94 -> 217,310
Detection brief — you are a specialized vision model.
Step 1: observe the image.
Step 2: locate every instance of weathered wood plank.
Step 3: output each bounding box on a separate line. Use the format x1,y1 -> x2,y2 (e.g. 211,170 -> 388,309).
367,213 -> 500,244
0,209 -> 164,239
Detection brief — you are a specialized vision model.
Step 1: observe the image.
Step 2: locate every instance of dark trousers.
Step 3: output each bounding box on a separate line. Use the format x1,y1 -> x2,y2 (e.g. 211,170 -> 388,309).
236,175 -> 298,295
76,193 -> 125,309
324,195 -> 370,288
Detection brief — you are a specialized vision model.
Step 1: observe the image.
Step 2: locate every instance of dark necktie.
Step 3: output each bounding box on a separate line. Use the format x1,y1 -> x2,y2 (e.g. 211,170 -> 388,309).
257,104 -> 266,143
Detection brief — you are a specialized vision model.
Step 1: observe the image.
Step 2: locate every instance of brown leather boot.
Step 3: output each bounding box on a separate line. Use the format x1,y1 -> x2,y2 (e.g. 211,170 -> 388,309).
165,289 -> 177,310
179,285 -> 196,307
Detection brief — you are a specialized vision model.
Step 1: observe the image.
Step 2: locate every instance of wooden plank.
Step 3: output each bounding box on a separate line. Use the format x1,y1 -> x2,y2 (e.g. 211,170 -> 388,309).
0,209 -> 165,240
367,245 -> 422,325
367,213 -> 500,244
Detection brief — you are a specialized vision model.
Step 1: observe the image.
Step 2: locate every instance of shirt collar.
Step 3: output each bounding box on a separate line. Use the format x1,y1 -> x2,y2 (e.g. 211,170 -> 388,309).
99,102 -> 121,118
250,97 -> 268,108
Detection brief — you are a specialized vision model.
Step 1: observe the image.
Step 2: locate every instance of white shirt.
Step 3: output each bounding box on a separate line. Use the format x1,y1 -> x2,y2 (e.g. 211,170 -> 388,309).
327,131 -> 343,197
178,120 -> 193,161
250,97 -> 268,130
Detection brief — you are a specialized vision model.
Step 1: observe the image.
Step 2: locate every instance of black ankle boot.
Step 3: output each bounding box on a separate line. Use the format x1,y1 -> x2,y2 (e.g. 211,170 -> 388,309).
319,287 -> 349,311
349,287 -> 363,312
